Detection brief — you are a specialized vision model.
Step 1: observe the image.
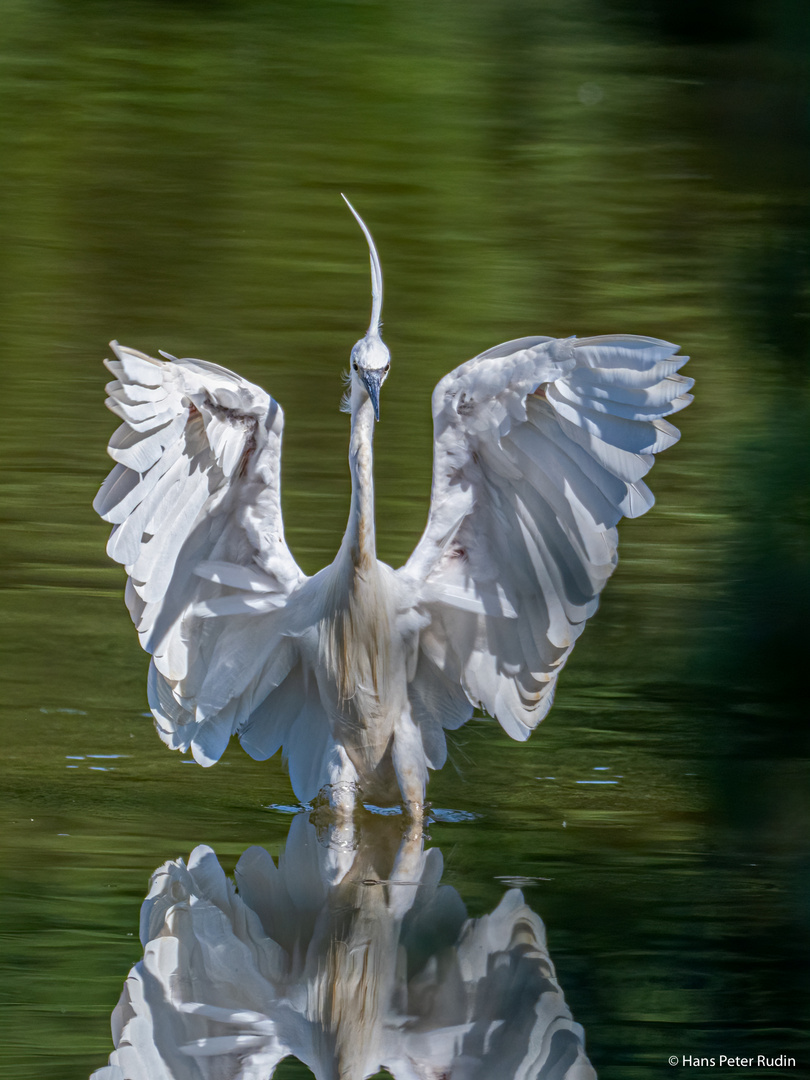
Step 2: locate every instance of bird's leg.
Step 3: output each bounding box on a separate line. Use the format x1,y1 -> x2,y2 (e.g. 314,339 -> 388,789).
326,779 -> 359,818
310,744 -> 362,823
392,710 -> 429,823
402,798 -> 427,825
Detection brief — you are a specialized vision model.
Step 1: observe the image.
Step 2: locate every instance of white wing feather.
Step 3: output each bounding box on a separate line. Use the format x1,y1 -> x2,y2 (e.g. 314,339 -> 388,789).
94,342 -> 306,766
401,334 -> 692,741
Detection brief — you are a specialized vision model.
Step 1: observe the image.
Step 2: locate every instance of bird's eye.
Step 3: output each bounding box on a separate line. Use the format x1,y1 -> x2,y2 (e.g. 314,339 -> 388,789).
384,363 -> 390,372
353,361 -> 358,370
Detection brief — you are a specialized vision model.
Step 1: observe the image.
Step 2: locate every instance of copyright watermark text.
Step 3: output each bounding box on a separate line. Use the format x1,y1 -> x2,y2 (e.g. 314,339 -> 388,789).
669,1056 -> 797,1069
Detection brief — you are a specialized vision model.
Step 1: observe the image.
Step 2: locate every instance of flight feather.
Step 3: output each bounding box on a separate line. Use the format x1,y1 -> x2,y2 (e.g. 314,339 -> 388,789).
400,334 -> 692,741
94,342 -> 305,765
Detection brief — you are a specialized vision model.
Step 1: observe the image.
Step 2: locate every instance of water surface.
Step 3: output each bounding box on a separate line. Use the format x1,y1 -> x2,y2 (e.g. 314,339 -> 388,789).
1,2 -> 808,1077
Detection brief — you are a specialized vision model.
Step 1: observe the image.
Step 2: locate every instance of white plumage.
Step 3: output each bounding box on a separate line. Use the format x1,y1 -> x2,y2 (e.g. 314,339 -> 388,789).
90,816 -> 596,1080
94,199 -> 692,812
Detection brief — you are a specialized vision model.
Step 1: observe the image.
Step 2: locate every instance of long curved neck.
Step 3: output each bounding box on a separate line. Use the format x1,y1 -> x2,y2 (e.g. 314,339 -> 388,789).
344,392 -> 377,570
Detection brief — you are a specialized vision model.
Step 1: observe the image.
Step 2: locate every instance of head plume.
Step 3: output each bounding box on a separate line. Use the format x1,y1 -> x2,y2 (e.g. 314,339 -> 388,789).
341,194 -> 383,337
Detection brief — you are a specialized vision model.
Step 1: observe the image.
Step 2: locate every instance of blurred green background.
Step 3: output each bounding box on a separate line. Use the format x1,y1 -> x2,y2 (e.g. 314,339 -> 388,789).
0,1 -> 808,1077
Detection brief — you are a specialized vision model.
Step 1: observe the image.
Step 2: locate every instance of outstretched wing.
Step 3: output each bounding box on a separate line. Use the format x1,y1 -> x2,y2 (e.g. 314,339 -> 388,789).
400,334 -> 692,741
94,342 -> 306,764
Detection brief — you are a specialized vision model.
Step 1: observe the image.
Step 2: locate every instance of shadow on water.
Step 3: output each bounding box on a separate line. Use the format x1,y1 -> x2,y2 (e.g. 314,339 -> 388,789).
89,810 -> 594,1080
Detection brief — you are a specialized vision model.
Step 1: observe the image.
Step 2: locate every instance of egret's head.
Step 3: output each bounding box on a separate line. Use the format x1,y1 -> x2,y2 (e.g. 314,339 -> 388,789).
350,335 -> 390,422
343,194 -> 390,422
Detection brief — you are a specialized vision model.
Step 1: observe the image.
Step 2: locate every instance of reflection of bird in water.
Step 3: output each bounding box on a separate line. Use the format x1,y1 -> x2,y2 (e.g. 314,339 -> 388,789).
94,197 -> 692,815
90,815 -> 596,1080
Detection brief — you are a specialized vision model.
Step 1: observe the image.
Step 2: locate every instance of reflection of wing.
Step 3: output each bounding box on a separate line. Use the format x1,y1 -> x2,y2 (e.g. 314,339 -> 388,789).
402,334 -> 692,740
90,845 -> 292,1080
94,343 -> 305,765
91,818 -> 595,1080
388,888 -> 596,1080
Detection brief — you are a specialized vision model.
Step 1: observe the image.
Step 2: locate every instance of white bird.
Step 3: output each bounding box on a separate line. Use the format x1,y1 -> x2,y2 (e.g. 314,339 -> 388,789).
94,197 -> 692,815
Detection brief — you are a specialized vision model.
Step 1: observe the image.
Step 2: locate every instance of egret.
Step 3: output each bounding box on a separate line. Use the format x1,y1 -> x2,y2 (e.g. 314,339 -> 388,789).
94,197 -> 692,815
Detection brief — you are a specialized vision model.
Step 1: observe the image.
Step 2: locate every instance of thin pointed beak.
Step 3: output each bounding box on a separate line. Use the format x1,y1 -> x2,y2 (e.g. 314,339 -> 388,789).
361,370 -> 382,421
